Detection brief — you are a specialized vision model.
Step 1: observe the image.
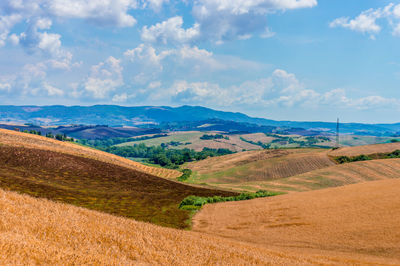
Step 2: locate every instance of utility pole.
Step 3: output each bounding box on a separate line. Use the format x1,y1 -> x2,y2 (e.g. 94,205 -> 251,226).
336,118 -> 340,148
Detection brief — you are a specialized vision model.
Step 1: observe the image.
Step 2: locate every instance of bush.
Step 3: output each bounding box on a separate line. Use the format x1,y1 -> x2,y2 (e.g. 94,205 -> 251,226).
177,169 -> 192,182
179,190 -> 280,210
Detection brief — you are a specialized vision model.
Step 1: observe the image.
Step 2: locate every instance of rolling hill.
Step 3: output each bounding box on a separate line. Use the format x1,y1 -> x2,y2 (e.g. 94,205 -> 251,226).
185,148 -> 336,191
0,129 -> 236,228
253,158 -> 400,193
329,142 -> 400,157
0,128 -> 180,179
184,142 -> 400,193
2,104 -> 400,135
1,186 -> 395,265
118,131 -> 262,152
193,179 -> 400,264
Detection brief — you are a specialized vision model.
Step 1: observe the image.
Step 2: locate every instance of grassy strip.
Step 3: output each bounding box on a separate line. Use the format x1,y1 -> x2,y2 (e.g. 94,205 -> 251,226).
179,190 -> 281,211
177,169 -> 192,182
335,150 -> 400,164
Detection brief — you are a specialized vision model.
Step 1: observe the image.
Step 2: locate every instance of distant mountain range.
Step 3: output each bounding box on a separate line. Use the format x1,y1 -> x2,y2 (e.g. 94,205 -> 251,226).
1,105 -> 400,136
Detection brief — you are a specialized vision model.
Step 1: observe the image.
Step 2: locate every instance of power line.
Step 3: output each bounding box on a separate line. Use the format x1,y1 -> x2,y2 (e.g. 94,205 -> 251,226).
336,118 -> 340,148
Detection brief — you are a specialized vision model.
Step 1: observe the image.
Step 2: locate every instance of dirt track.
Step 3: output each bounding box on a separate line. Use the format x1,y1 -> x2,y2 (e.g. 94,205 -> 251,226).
193,179 -> 400,263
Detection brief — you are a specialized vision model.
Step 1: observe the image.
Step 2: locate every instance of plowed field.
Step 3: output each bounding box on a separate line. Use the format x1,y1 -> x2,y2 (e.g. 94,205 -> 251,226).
186,149 -> 335,191
0,142 -> 236,229
233,158 -> 400,193
0,128 -> 180,179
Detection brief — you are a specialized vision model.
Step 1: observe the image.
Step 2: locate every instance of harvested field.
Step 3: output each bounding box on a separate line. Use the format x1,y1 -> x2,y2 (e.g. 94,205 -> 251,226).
1,188 -> 395,265
329,142 -> 400,157
0,128 -> 180,179
185,134 -> 261,152
240,132 -> 275,143
118,131 -> 261,152
238,158 -> 400,193
193,179 -> 400,264
0,145 -> 236,229
185,149 -> 335,191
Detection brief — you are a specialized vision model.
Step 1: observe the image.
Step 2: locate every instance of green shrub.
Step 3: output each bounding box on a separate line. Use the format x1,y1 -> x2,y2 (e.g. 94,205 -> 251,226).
177,169 -> 192,182
179,190 -> 281,210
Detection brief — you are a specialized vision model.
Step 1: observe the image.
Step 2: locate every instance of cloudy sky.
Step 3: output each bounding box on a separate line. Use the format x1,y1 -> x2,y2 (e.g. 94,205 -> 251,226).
1,0 -> 400,123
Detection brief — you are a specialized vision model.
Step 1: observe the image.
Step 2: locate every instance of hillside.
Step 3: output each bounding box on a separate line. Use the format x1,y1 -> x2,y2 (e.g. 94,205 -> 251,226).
2,187 -> 396,265
2,105 -> 400,135
118,131 -> 262,152
219,158 -> 400,193
0,128 -> 180,179
185,148 -> 335,191
329,142 -> 400,157
193,179 -> 400,264
0,129 -> 236,228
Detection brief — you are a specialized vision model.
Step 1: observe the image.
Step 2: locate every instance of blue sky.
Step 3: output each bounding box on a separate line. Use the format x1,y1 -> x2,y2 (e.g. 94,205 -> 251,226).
1,0 -> 400,123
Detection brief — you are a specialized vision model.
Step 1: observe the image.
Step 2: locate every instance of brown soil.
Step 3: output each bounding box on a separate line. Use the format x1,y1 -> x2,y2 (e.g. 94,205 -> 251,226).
0,128 -> 180,179
0,145 -> 236,229
193,179 -> 400,264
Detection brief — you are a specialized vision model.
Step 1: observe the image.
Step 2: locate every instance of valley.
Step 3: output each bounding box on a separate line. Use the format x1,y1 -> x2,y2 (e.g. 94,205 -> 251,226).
2,121 -> 400,264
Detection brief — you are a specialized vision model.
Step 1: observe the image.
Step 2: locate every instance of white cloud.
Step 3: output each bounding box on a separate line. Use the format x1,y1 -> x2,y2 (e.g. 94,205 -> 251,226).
155,69 -> 400,111
141,16 -> 200,44
0,14 -> 22,46
148,81 -> 161,89
84,56 -> 124,99
142,0 -> 169,12
124,44 -> 168,68
48,0 -> 138,27
112,93 -> 128,102
330,3 -> 400,39
192,0 -> 317,42
43,82 -> 64,96
0,80 -> 12,92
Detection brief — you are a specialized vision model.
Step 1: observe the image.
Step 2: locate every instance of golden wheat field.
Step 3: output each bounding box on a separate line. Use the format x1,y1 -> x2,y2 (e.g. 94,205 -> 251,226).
0,129 -> 180,179
0,187 -> 378,265
193,178 -> 400,265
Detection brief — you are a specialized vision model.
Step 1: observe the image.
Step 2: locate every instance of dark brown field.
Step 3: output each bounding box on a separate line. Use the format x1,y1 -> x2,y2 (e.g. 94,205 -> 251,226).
0,143 -> 235,229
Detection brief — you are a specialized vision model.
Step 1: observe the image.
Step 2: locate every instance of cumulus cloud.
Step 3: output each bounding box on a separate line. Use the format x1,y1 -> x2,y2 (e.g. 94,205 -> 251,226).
0,14 -> 22,46
142,0 -> 169,12
330,3 -> 400,39
141,16 -> 200,44
140,0 -> 316,45
48,0 -> 138,27
156,69 -> 400,111
112,93 -> 129,102
191,0 -> 317,42
0,0 -> 143,66
84,56 -> 124,99
42,82 -> 64,96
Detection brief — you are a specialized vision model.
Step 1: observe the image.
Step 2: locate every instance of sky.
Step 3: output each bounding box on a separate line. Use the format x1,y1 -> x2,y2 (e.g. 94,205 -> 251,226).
0,0 -> 400,123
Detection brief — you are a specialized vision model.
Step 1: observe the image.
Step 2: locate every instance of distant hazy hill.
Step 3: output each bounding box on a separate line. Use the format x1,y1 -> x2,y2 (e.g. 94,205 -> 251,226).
1,105 -> 399,135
